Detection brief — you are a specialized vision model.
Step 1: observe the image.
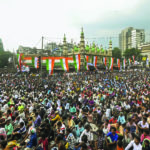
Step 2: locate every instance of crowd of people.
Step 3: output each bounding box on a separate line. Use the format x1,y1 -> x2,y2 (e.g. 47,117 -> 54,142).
0,69 -> 150,150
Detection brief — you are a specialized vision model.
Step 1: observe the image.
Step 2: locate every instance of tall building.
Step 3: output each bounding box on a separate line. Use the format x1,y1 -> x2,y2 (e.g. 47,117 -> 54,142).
119,27 -> 145,54
131,29 -> 145,48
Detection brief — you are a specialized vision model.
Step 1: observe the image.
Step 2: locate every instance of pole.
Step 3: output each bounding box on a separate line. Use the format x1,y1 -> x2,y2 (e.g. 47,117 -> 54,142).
41,36 -> 44,80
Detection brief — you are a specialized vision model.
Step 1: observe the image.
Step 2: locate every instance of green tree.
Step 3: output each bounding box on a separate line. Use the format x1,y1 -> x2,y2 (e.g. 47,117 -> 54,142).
123,48 -> 141,60
0,51 -> 13,68
112,47 -> 122,60
0,39 -> 4,52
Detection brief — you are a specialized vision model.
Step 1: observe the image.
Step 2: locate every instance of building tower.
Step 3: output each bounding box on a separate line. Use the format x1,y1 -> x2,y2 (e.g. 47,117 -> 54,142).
108,40 -> 112,55
79,27 -> 85,70
63,34 -> 68,57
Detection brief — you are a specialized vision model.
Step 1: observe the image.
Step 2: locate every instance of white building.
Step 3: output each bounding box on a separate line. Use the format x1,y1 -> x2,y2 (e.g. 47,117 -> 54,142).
139,43 -> 150,61
131,29 -> 145,48
119,27 -> 145,54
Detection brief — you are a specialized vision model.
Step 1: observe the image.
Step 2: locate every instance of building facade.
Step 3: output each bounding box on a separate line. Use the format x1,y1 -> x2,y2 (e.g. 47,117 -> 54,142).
18,28 -> 112,70
139,43 -> 150,60
119,27 -> 145,54
131,29 -> 145,48
119,27 -> 133,54
67,28 -> 112,68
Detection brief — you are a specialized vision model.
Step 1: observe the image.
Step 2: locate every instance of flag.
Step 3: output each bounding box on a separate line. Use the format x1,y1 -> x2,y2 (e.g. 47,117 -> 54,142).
34,57 -> 39,69
117,59 -> 120,70
54,59 -> 61,66
92,56 -> 98,68
60,58 -> 69,72
17,53 -> 23,71
23,57 -> 32,66
46,59 -> 55,75
128,58 -> 131,66
132,56 -> 135,64
109,57 -> 114,70
68,57 -> 74,66
41,57 -> 47,66
85,55 -> 89,70
73,54 -> 80,72
103,57 -> 107,66
32,57 -> 39,69
146,57 -> 149,67
123,59 -> 126,70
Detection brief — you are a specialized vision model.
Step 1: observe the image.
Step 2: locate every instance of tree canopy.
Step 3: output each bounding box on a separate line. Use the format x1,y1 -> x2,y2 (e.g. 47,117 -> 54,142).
0,51 -> 13,68
112,47 -> 122,60
0,39 -> 4,52
123,48 -> 141,60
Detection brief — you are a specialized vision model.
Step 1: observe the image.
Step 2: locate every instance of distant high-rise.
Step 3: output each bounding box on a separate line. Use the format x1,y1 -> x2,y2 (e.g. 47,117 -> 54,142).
131,29 -> 145,48
119,27 -> 145,54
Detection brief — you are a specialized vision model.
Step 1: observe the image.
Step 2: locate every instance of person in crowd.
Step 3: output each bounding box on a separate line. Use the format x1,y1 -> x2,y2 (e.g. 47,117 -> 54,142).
34,112 -> 41,127
67,115 -> 75,130
5,118 -> 13,139
123,127 -> 133,147
0,70 -> 149,150
118,112 -> 126,125
141,130 -> 150,143
125,135 -> 142,150
35,132 -> 48,150
105,127 -> 119,150
51,111 -> 61,126
75,122 -> 84,141
66,128 -> 76,150
79,124 -> 93,146
142,139 -> 150,150
138,117 -> 149,133
95,130 -> 104,150
116,140 -> 124,150
109,115 -> 118,124
24,128 -> 37,150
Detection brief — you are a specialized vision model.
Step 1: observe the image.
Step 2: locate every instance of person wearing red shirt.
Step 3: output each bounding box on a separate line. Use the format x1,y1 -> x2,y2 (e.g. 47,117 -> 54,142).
109,116 -> 118,124
35,133 -> 48,150
137,99 -> 142,105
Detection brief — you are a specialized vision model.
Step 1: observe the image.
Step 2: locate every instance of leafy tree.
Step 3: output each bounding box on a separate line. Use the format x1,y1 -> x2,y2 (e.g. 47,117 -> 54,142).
112,47 -> 122,60
0,39 -> 4,52
0,51 -> 13,68
123,48 -> 141,60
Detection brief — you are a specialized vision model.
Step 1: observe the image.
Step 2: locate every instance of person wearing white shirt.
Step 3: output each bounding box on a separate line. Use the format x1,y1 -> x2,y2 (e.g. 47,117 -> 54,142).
124,101 -> 131,110
57,99 -> 61,107
1,102 -> 8,113
65,103 -> 70,111
78,97 -> 82,103
125,136 -> 142,150
47,105 -> 53,114
29,105 -> 34,114
106,107 -> 111,119
138,118 -> 149,131
79,124 -> 93,145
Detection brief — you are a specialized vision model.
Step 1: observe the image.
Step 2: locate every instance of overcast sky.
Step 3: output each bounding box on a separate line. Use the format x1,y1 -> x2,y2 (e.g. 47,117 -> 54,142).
0,0 -> 150,51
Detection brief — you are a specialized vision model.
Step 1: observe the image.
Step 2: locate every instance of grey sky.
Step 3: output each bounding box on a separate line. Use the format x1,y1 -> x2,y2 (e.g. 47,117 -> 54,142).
0,0 -> 150,51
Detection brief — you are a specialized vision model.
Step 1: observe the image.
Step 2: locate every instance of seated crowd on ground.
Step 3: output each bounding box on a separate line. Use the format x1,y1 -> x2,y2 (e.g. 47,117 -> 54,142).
0,70 -> 150,150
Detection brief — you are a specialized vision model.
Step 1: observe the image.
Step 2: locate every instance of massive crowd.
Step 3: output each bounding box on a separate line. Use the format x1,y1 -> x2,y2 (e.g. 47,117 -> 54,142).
0,70 -> 150,150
